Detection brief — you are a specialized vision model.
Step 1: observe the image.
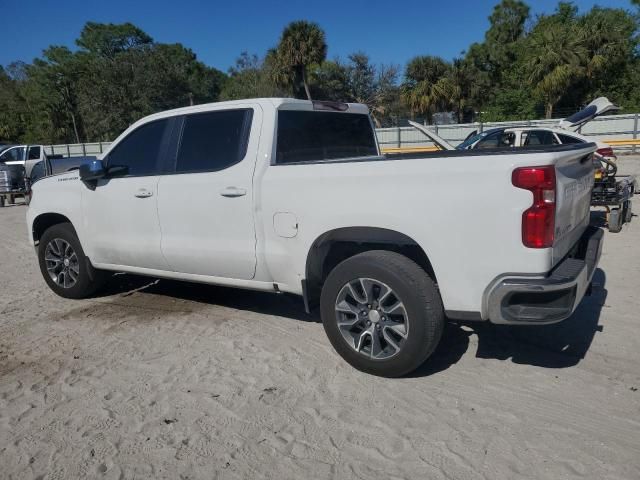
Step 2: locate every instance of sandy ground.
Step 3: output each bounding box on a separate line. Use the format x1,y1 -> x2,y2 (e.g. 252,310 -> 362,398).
0,158 -> 639,480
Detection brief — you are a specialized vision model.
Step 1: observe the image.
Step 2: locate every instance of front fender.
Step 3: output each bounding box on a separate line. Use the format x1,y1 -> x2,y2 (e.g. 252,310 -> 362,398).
27,172 -> 84,246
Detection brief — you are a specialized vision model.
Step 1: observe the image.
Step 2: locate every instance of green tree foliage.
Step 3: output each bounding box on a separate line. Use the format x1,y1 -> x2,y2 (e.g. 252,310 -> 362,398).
459,1 -> 638,121
314,53 -> 400,126
401,56 -> 451,122
525,22 -> 586,118
221,51 -> 289,100
0,22 -> 226,143
273,21 -> 327,100
2,2 -> 640,143
0,64 -> 28,140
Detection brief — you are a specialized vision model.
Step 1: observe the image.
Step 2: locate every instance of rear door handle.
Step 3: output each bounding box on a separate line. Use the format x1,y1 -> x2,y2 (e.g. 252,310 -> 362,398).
134,188 -> 153,198
220,186 -> 247,198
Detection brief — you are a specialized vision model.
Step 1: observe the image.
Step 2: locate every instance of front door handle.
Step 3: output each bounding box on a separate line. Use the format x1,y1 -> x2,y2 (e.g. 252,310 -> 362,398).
134,188 -> 153,198
220,186 -> 247,198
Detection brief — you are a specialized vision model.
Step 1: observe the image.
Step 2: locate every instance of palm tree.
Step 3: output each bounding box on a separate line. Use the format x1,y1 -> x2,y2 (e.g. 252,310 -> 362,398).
437,58 -> 477,123
525,25 -> 586,118
401,56 -> 450,122
275,21 -> 327,100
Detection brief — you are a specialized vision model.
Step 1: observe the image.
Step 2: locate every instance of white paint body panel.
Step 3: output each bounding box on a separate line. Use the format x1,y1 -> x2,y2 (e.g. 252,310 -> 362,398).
82,176 -> 167,270
156,103 -> 263,279
27,98 -> 596,318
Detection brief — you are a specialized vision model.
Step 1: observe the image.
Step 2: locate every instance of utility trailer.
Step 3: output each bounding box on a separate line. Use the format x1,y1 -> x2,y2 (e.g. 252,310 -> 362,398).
591,171 -> 635,233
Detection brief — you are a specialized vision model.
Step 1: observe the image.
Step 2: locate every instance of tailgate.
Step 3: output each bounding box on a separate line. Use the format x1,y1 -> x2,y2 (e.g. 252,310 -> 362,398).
552,148 -> 596,265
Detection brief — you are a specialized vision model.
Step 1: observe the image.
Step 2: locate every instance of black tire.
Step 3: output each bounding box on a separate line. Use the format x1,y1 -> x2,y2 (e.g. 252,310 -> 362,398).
320,250 -> 444,377
609,208 -> 622,233
624,200 -> 632,224
38,222 -> 107,299
0,196 -> 4,208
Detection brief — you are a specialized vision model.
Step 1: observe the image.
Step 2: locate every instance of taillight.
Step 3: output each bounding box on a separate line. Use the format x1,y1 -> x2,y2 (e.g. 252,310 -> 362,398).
596,147 -> 614,158
512,166 -> 556,248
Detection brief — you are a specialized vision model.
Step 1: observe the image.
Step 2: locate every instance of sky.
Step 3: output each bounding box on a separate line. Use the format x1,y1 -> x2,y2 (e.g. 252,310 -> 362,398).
2,0 -> 636,72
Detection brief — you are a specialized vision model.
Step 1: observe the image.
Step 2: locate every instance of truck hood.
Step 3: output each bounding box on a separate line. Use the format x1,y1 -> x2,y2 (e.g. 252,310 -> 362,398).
558,97 -> 620,130
408,120 -> 456,151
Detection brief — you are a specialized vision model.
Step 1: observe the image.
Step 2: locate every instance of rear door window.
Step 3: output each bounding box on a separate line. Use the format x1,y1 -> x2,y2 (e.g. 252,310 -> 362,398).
175,109 -> 252,173
28,146 -> 41,160
475,131 -> 514,149
524,130 -> 558,146
276,111 -> 377,164
107,119 -> 169,176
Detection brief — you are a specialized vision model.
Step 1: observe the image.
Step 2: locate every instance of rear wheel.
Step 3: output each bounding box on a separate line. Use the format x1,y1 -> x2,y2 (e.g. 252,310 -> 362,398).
320,250 -> 444,377
38,223 -> 107,298
0,196 -> 4,208
623,200 -> 632,224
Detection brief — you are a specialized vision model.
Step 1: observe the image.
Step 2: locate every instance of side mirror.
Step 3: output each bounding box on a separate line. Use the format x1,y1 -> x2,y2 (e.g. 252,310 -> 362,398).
79,159 -> 106,182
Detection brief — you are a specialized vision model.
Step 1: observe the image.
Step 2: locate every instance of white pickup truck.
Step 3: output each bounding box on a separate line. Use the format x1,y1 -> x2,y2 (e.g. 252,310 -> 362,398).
26,98 -> 603,377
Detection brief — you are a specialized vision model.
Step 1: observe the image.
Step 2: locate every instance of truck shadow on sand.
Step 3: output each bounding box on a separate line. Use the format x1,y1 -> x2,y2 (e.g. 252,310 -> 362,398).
98,273 -> 313,321
97,268 -> 607,377
412,268 -> 608,377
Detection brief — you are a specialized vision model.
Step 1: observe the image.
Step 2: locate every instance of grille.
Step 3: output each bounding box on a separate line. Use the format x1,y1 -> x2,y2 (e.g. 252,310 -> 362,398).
0,170 -> 9,190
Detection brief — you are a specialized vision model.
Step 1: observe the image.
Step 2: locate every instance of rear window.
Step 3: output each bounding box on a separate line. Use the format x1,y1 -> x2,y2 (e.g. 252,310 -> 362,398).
557,133 -> 583,144
276,111 -> 377,164
523,130 -> 558,146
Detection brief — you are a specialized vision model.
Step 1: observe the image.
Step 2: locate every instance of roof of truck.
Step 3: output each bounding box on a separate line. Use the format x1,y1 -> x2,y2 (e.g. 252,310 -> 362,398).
135,98 -> 370,126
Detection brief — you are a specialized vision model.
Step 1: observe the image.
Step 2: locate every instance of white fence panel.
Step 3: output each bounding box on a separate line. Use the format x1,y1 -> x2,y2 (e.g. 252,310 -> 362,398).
44,113 -> 640,156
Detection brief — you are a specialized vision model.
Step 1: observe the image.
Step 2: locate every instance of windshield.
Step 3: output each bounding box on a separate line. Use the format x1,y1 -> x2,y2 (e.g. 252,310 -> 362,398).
456,132 -> 486,150
0,147 -> 25,163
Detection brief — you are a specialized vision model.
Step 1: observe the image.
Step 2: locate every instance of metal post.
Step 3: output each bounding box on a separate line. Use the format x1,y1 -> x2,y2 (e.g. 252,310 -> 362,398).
66,144 -> 70,158
396,124 -> 401,149
479,122 -> 484,134
633,113 -> 638,155
82,143 -> 86,157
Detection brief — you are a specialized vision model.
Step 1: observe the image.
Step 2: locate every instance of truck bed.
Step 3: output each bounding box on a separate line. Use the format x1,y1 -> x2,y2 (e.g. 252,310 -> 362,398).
384,142 -> 597,160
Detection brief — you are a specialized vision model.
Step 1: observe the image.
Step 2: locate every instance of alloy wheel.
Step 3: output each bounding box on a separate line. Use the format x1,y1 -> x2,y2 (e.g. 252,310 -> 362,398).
334,278 -> 409,360
44,238 -> 79,288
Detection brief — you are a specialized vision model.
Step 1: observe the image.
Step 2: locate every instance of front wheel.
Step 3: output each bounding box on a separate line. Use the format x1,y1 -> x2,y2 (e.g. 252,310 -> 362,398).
38,223 -> 107,299
320,250 -> 444,377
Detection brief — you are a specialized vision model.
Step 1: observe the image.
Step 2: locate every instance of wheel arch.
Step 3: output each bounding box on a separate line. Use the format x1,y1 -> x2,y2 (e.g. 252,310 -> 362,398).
32,212 -> 74,244
303,227 -> 437,313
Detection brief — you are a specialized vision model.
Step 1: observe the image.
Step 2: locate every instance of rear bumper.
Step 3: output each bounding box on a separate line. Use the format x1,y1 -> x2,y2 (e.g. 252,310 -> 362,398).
486,226 -> 604,325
